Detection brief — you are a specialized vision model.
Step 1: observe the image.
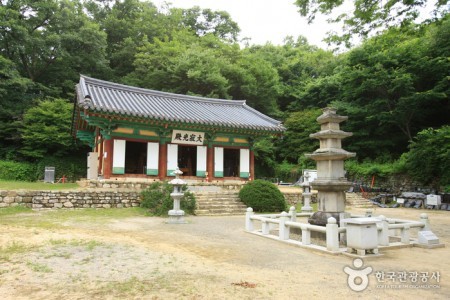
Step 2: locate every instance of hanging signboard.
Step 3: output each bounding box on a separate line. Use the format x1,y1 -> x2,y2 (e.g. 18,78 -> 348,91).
171,130 -> 205,145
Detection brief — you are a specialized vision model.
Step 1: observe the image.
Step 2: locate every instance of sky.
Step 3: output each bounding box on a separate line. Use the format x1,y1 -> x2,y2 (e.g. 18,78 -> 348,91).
151,0 -> 349,49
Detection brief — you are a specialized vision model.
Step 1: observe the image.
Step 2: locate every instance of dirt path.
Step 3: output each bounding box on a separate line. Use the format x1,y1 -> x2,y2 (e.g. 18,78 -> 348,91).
0,207 -> 449,299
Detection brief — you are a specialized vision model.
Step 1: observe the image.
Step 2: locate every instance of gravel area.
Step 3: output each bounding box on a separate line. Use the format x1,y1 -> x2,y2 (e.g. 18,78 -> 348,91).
0,207 -> 449,299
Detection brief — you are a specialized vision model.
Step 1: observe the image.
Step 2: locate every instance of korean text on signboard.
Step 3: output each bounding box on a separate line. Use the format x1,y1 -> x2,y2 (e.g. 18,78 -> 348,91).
171,130 -> 205,145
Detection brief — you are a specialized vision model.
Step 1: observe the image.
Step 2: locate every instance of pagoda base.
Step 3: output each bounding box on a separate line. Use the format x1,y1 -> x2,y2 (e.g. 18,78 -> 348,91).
308,211 -> 350,226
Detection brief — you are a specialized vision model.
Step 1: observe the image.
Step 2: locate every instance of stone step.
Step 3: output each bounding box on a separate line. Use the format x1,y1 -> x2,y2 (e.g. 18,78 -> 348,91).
197,203 -> 246,207
193,190 -> 246,215
345,192 -> 375,208
195,209 -> 246,216
196,199 -> 244,203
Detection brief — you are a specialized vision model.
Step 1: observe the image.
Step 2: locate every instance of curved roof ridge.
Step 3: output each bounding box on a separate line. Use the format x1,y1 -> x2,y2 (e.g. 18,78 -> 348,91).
77,75 -> 285,132
80,75 -> 246,106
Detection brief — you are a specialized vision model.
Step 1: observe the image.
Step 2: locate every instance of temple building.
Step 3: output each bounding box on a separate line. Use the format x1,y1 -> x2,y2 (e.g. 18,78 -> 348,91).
72,75 -> 285,181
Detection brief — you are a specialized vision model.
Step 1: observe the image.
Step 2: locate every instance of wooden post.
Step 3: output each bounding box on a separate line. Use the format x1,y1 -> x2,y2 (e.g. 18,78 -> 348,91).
207,145 -> 214,182
98,137 -> 103,175
250,149 -> 255,180
103,139 -> 113,179
159,142 -> 167,181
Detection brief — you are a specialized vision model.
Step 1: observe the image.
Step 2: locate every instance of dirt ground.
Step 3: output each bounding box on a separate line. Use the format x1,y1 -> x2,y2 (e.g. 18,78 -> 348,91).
0,207 -> 449,299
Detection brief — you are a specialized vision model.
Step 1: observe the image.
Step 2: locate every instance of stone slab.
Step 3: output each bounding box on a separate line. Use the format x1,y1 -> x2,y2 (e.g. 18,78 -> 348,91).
418,230 -> 439,245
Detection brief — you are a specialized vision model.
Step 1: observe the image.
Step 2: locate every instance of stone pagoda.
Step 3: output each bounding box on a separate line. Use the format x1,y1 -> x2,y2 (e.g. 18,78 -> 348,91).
306,107 -> 355,226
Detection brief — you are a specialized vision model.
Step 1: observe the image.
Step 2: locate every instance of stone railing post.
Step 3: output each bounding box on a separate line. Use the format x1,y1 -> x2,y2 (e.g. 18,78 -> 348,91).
420,213 -> 430,231
301,225 -> 311,245
377,215 -> 389,246
245,207 -> 254,231
326,217 -> 339,252
289,206 -> 296,222
279,211 -> 290,240
401,225 -> 410,244
262,220 -> 270,235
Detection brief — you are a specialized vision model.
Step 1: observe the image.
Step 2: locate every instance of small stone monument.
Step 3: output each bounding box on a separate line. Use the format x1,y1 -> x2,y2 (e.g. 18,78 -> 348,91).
167,167 -> 187,224
306,107 -> 355,226
301,173 -> 313,213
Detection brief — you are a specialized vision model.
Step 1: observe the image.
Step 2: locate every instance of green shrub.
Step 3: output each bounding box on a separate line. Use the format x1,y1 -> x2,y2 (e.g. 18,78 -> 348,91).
274,160 -> 300,182
239,179 -> 287,212
140,181 -> 196,216
34,156 -> 87,182
0,161 -> 36,181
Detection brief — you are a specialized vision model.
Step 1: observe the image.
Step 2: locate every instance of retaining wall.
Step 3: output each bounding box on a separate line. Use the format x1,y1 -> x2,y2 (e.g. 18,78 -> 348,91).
0,190 -> 140,209
0,183 -> 305,210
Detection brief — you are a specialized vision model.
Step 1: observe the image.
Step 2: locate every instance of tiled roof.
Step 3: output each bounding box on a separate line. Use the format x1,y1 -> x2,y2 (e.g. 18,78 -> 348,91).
76,75 -> 285,132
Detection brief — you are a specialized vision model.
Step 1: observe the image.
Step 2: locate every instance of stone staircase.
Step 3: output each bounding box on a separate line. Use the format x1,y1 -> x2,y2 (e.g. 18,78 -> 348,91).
345,192 -> 375,208
194,191 -> 247,216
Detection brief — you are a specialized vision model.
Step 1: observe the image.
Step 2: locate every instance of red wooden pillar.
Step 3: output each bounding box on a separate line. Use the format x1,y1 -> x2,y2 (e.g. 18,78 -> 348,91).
250,149 -> 255,181
98,138 -> 103,175
159,142 -> 167,181
206,146 -> 214,182
103,139 -> 113,179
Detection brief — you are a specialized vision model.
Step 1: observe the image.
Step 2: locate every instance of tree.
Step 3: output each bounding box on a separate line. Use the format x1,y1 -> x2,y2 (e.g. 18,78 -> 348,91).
174,6 -> 240,43
243,40 -> 337,111
319,19 -> 449,160
0,56 -> 35,158
404,126 -> 450,191
20,98 -> 75,159
1,0 -> 110,97
127,31 -> 233,99
276,108 -> 321,164
294,0 -> 449,47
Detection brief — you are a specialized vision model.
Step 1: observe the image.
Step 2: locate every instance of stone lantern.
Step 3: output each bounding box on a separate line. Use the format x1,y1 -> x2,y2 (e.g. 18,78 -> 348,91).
168,167 -> 187,224
301,173 -> 313,213
306,107 -> 355,226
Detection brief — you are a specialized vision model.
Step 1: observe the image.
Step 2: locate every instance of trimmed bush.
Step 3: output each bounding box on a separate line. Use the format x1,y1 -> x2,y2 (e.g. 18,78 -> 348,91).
140,181 -> 196,216
239,179 -> 287,212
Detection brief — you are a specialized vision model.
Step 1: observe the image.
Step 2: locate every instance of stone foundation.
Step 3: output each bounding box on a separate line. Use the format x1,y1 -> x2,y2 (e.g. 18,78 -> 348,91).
1,182 -> 308,210
0,190 -> 140,209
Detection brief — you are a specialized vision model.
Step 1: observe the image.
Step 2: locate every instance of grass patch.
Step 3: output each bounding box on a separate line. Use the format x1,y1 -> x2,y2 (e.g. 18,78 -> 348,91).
27,261 -> 53,273
0,180 -> 79,190
295,201 -> 318,212
68,239 -> 104,251
0,205 -> 32,216
0,207 -> 148,229
0,241 -> 35,262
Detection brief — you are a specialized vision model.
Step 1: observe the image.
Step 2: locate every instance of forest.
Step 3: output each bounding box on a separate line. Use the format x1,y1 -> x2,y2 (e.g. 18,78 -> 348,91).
0,0 -> 449,191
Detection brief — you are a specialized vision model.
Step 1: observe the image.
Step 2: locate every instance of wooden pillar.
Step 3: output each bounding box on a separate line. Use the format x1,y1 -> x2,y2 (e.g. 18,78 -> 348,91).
159,142 -> 167,181
98,137 -> 103,175
103,138 -> 113,179
207,145 -> 214,182
250,149 -> 255,181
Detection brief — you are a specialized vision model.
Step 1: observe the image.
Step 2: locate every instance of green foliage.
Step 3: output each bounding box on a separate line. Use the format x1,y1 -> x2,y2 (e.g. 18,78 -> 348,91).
20,98 -> 76,159
0,161 -> 36,181
403,126 -> 450,190
140,181 -> 196,216
0,56 -> 37,158
275,161 -> 300,183
295,0 -> 448,48
34,155 -> 87,182
239,180 -> 287,212
253,137 -> 277,178
0,155 -> 86,182
344,159 -> 404,182
277,108 -> 321,164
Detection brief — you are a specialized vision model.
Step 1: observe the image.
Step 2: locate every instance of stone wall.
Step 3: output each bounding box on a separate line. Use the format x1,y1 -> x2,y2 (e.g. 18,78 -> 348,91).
0,190 -> 140,209
1,184 -> 310,210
